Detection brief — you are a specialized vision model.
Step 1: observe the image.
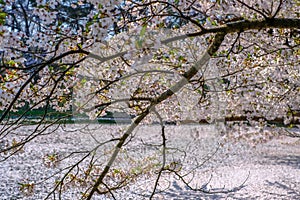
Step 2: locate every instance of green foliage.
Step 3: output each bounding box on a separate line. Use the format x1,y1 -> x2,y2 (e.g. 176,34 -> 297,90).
0,11 -> 6,25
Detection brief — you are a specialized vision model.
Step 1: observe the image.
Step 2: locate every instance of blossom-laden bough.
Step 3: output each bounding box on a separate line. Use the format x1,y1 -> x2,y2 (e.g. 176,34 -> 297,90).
0,0 -> 299,199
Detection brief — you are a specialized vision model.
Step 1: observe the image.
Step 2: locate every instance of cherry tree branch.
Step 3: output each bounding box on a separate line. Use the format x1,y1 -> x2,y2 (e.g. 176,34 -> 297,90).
87,18 -> 300,63
0,49 -> 87,123
235,0 -> 269,19
149,108 -> 166,198
85,32 -> 226,200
